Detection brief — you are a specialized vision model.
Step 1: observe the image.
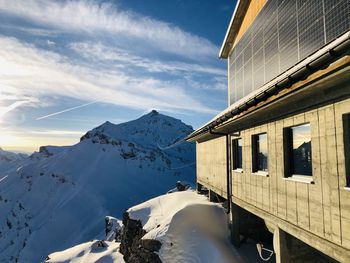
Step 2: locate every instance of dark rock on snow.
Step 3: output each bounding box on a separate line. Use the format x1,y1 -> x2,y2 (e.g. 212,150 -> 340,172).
120,212 -> 162,263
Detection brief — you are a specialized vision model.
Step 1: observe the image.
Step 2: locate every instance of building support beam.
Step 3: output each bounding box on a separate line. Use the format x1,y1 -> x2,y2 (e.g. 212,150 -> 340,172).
230,203 -> 241,247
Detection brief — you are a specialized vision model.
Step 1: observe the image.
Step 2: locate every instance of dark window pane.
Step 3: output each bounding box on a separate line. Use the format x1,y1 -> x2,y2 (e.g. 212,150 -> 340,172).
253,133 -> 268,172
232,138 -> 243,169
291,124 -> 312,176
343,114 -> 350,186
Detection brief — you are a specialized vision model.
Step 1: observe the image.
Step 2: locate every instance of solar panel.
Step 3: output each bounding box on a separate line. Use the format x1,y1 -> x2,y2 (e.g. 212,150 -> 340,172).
229,0 -> 350,105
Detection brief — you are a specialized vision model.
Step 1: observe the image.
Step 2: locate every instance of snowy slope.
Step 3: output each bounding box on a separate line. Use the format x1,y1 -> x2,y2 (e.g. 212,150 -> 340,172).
0,111 -> 195,263
0,148 -> 27,174
47,191 -> 247,263
46,240 -> 124,263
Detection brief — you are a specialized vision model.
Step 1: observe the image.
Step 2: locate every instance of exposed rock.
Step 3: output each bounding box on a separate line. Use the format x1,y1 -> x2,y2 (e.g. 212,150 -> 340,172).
120,212 -> 162,263
39,147 -> 53,157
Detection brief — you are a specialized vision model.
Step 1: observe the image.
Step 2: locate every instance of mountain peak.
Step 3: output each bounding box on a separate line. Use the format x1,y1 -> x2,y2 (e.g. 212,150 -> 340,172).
80,111 -> 193,147
149,109 -> 158,116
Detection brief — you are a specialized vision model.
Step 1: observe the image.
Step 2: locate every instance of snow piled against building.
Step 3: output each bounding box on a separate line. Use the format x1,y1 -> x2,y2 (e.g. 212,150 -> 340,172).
47,191 -> 246,263
128,191 -> 245,263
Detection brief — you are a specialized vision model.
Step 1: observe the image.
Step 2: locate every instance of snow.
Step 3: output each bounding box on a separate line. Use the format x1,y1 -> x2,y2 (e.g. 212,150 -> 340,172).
0,147 -> 27,173
46,240 -> 124,263
0,111 -> 195,263
128,191 -> 245,263
47,190 -> 269,263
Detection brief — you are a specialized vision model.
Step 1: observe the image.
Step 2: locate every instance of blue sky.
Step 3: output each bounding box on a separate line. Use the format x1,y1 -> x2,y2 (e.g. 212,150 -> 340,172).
0,0 -> 234,152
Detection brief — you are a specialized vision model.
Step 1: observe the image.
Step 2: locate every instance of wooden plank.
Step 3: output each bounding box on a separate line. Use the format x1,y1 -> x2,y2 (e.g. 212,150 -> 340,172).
319,107 -> 332,240
297,183 -> 310,230
268,122 -> 278,215
320,105 -> 342,244
262,176 -> 270,212
241,130 -> 247,201
276,119 -> 287,219
244,130 -> 252,203
233,0 -> 267,47
196,137 -> 227,196
286,180 -> 297,224
334,99 -> 350,248
305,109 -> 325,238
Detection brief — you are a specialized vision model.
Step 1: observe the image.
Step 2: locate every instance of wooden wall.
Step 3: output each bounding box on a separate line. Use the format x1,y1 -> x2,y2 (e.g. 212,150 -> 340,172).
232,0 -> 267,48
197,98 -> 350,250
196,137 -> 227,197
232,98 -> 350,248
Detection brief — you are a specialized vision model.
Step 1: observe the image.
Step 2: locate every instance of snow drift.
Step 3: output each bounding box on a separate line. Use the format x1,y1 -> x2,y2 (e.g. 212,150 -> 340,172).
47,191 -> 247,263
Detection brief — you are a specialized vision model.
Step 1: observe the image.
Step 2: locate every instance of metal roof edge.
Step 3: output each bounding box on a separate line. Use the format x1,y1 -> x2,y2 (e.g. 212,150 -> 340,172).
219,0 -> 250,59
187,31 -> 350,142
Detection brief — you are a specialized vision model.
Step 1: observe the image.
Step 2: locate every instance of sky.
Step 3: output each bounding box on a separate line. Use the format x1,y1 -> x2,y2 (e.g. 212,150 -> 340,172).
0,0 -> 235,153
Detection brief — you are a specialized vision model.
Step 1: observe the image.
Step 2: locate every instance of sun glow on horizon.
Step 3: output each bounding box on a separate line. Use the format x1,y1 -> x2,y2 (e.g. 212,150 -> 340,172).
0,130 -> 82,153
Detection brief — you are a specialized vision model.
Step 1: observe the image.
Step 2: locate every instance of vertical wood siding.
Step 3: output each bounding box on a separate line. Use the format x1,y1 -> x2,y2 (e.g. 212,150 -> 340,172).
197,98 -> 350,249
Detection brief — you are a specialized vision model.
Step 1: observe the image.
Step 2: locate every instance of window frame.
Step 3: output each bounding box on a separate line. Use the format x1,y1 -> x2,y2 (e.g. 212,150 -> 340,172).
252,132 -> 269,175
283,122 -> 313,179
231,137 -> 243,172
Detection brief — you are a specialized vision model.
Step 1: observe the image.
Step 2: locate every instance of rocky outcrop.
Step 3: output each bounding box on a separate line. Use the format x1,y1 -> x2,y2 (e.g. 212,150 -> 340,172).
120,212 -> 162,263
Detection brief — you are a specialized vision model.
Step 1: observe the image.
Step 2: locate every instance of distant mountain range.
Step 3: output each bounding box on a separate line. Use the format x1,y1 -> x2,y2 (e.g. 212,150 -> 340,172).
0,110 -> 195,263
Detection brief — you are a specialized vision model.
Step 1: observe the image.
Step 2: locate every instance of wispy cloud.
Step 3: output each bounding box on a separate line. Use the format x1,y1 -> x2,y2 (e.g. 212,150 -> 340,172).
0,36 -> 218,114
28,129 -> 84,136
0,100 -> 28,118
69,42 -> 226,76
0,0 -> 218,60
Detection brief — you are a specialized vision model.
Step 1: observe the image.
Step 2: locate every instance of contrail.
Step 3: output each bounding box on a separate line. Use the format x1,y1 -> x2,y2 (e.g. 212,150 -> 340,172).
36,100 -> 99,120
0,100 -> 28,118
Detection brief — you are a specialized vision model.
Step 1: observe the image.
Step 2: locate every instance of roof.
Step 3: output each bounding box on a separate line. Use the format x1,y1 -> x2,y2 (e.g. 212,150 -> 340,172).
187,31 -> 350,142
219,0 -> 251,59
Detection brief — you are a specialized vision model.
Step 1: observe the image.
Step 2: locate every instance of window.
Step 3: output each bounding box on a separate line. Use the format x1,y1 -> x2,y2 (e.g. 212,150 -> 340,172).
232,138 -> 243,170
284,123 -> 312,177
343,114 -> 350,187
252,133 -> 268,172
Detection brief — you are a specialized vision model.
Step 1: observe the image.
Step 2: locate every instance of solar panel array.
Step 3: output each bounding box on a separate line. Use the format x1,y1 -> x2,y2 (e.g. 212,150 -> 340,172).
229,0 -> 350,105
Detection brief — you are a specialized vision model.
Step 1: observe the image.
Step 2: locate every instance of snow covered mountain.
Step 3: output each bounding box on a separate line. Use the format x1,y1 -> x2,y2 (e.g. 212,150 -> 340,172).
0,110 -> 195,263
0,148 -> 27,174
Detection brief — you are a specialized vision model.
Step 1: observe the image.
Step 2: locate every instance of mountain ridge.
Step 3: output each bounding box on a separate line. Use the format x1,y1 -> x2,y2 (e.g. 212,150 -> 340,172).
0,111 -> 196,263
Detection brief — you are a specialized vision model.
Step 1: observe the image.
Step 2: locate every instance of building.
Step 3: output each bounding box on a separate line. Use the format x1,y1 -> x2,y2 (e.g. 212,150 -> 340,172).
186,0 -> 350,262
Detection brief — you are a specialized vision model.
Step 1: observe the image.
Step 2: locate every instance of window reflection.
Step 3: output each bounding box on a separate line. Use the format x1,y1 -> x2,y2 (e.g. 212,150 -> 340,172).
232,138 -> 243,169
254,133 -> 268,172
290,123 -> 312,176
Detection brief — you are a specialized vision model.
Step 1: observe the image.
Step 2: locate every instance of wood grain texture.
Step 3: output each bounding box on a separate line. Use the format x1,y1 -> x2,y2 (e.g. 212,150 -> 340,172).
196,98 -> 350,256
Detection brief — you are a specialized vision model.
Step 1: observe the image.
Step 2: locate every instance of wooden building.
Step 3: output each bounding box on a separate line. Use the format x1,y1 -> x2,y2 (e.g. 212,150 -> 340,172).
187,0 -> 350,262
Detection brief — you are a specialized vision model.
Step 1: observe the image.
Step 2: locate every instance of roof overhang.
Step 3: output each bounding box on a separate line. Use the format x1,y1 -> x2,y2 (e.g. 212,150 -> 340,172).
188,31 -> 350,142
219,0 -> 251,59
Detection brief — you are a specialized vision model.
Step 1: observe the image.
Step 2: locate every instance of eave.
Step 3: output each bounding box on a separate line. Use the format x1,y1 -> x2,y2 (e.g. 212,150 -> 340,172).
187,31 -> 350,142
219,0 -> 251,59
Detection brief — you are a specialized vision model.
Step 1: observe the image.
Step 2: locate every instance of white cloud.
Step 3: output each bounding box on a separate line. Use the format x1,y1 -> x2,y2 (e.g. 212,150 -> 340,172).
0,36 -> 218,114
27,129 -> 84,136
47,40 -> 55,46
0,100 -> 28,119
69,42 -> 226,76
0,0 -> 218,60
